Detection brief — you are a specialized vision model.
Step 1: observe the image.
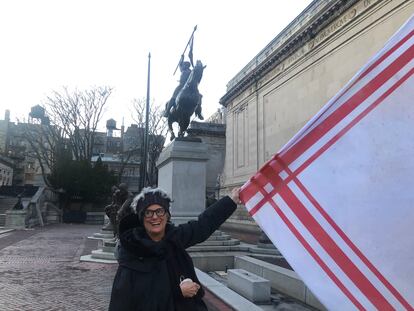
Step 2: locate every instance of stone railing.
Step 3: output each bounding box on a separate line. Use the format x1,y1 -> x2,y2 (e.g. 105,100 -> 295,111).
5,187 -> 61,229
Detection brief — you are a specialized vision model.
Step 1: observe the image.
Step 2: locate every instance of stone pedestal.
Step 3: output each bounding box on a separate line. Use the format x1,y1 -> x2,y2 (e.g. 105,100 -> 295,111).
157,138 -> 208,224
5,210 -> 27,229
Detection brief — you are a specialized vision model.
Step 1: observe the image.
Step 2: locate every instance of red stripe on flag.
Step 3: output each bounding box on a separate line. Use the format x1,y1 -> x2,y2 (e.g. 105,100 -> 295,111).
278,68 -> 414,310
280,42 -> 414,168
248,176 -> 365,309
358,29 -> 414,82
293,67 -> 414,180
293,29 -> 414,144
254,166 -> 394,309
267,199 -> 366,310
240,180 -> 259,204
291,172 -> 414,310
277,184 -> 394,309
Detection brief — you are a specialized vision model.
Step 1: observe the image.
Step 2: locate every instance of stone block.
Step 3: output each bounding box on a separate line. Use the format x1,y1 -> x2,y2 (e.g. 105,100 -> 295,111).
227,269 -> 270,303
191,253 -> 234,271
91,249 -> 115,260
195,268 -> 263,311
234,256 -> 263,276
235,256 -> 307,302
5,210 -> 26,229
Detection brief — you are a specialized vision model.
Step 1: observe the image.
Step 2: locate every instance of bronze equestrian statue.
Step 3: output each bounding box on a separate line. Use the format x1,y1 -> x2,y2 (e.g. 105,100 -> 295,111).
164,59 -> 206,140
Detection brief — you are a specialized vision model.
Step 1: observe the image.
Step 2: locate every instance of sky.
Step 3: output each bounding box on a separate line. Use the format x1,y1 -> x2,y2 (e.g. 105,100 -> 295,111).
0,0 -> 313,131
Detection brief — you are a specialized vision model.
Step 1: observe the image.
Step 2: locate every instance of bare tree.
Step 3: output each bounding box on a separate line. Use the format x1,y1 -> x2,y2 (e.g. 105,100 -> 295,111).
45,86 -> 112,161
22,122 -> 64,187
130,98 -> 167,186
21,86 -> 112,188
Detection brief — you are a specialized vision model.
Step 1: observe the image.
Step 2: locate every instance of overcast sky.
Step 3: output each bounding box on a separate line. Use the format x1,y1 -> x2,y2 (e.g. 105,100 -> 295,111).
0,0 -> 313,130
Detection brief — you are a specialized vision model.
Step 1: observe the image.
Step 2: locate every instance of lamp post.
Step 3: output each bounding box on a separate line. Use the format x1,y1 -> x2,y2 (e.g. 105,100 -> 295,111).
140,53 -> 151,190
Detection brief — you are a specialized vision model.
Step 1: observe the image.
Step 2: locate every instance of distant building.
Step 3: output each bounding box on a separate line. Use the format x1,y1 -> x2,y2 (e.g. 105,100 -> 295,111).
90,153 -> 140,192
206,107 -> 226,124
0,155 -> 13,186
0,109 -> 163,191
0,110 -> 46,185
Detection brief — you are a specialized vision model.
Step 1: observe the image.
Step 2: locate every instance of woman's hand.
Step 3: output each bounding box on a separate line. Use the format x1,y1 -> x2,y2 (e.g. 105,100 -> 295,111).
180,279 -> 200,298
230,187 -> 241,204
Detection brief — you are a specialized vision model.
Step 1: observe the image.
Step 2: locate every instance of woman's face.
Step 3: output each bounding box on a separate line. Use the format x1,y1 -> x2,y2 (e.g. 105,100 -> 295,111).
143,204 -> 168,241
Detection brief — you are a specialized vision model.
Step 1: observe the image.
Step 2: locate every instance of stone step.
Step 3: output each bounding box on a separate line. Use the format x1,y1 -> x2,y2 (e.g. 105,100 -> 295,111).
92,232 -> 114,239
248,246 -> 280,255
103,246 -> 116,253
0,214 -> 5,227
188,245 -> 250,252
46,214 -> 60,224
91,249 -> 116,260
207,233 -> 231,241
79,254 -> 117,264
85,212 -> 105,225
103,240 -> 117,247
0,198 -> 18,214
196,238 -> 240,247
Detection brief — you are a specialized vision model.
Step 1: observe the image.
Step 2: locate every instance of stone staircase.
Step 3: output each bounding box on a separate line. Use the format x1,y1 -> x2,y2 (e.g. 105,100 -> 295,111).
85,212 -> 105,225
81,229 -> 244,263
188,231 -> 243,252
80,226 -> 117,263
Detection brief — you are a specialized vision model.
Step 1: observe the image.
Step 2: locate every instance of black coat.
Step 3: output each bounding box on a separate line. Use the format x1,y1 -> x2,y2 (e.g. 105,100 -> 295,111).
108,196 -> 237,311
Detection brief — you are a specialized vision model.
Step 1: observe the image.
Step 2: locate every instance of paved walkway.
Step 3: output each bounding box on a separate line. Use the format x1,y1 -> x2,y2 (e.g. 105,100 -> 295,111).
0,224 -> 117,311
0,224 -> 316,311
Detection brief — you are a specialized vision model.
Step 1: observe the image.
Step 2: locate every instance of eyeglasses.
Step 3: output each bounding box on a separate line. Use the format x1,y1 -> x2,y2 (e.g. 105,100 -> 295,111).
144,207 -> 167,218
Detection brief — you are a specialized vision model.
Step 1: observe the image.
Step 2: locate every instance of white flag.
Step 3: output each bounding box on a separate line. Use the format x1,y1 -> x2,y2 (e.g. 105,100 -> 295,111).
240,14 -> 414,310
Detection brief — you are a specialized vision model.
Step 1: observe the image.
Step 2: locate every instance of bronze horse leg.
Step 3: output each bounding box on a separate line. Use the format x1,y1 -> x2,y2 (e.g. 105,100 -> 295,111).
167,111 -> 176,141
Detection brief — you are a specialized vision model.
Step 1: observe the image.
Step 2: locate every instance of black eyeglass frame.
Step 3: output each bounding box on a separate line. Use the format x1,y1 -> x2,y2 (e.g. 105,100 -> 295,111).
144,207 -> 167,218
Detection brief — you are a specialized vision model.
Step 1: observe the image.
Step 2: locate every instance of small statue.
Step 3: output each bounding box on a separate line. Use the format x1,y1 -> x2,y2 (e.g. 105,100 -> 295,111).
164,60 -> 193,118
104,183 -> 132,237
13,194 -> 24,210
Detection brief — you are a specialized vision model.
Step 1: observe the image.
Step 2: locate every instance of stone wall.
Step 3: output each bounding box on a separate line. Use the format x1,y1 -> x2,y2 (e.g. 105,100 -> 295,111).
187,121 -> 226,198
220,0 -> 414,226
221,0 -> 414,189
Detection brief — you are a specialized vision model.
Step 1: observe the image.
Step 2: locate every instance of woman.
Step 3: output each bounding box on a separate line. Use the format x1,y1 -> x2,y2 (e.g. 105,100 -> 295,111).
108,187 -> 240,311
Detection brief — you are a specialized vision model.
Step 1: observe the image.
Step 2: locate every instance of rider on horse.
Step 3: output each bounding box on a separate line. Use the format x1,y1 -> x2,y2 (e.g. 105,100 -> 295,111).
164,60 -> 204,120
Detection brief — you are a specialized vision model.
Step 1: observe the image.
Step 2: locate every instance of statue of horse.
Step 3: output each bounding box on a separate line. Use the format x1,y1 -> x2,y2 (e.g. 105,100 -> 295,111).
167,60 -> 206,140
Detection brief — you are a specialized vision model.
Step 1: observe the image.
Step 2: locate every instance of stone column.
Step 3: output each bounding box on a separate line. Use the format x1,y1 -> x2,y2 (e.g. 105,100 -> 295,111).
156,138 -> 208,224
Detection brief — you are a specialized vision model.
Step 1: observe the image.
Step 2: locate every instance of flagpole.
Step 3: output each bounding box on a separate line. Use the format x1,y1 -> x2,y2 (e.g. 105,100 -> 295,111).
173,25 -> 197,75
141,52 -> 151,190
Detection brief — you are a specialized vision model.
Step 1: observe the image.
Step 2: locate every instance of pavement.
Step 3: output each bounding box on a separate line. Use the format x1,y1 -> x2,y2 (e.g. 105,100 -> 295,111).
0,224 -> 235,311
0,224 -> 117,311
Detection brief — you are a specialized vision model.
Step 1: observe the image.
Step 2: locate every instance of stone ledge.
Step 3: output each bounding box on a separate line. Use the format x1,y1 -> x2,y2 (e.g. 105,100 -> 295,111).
234,256 -> 326,310
196,268 -> 263,311
221,219 -> 261,234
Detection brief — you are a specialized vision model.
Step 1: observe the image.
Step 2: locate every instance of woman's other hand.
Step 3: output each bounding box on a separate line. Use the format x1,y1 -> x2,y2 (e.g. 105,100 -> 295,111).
180,279 -> 200,298
230,187 -> 241,204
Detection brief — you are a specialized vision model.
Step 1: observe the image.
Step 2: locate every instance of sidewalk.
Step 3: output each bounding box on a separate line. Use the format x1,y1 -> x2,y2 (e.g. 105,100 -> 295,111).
0,224 -> 234,311
0,224 -> 117,311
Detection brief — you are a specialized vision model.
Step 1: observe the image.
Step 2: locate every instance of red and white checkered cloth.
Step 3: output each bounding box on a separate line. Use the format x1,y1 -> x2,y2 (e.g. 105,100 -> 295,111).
240,15 -> 414,310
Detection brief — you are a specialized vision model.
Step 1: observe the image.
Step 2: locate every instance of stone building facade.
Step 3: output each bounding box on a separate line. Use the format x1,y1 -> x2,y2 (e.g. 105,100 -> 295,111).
187,121 -> 226,199
220,0 -> 414,225
0,155 -> 13,186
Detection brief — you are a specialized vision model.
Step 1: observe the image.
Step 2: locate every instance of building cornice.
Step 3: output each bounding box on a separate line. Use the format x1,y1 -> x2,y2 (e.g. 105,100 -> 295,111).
220,0 -> 360,107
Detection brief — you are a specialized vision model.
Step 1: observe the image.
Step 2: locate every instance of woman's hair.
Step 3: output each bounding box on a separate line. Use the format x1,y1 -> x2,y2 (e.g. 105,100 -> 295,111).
130,187 -> 172,221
